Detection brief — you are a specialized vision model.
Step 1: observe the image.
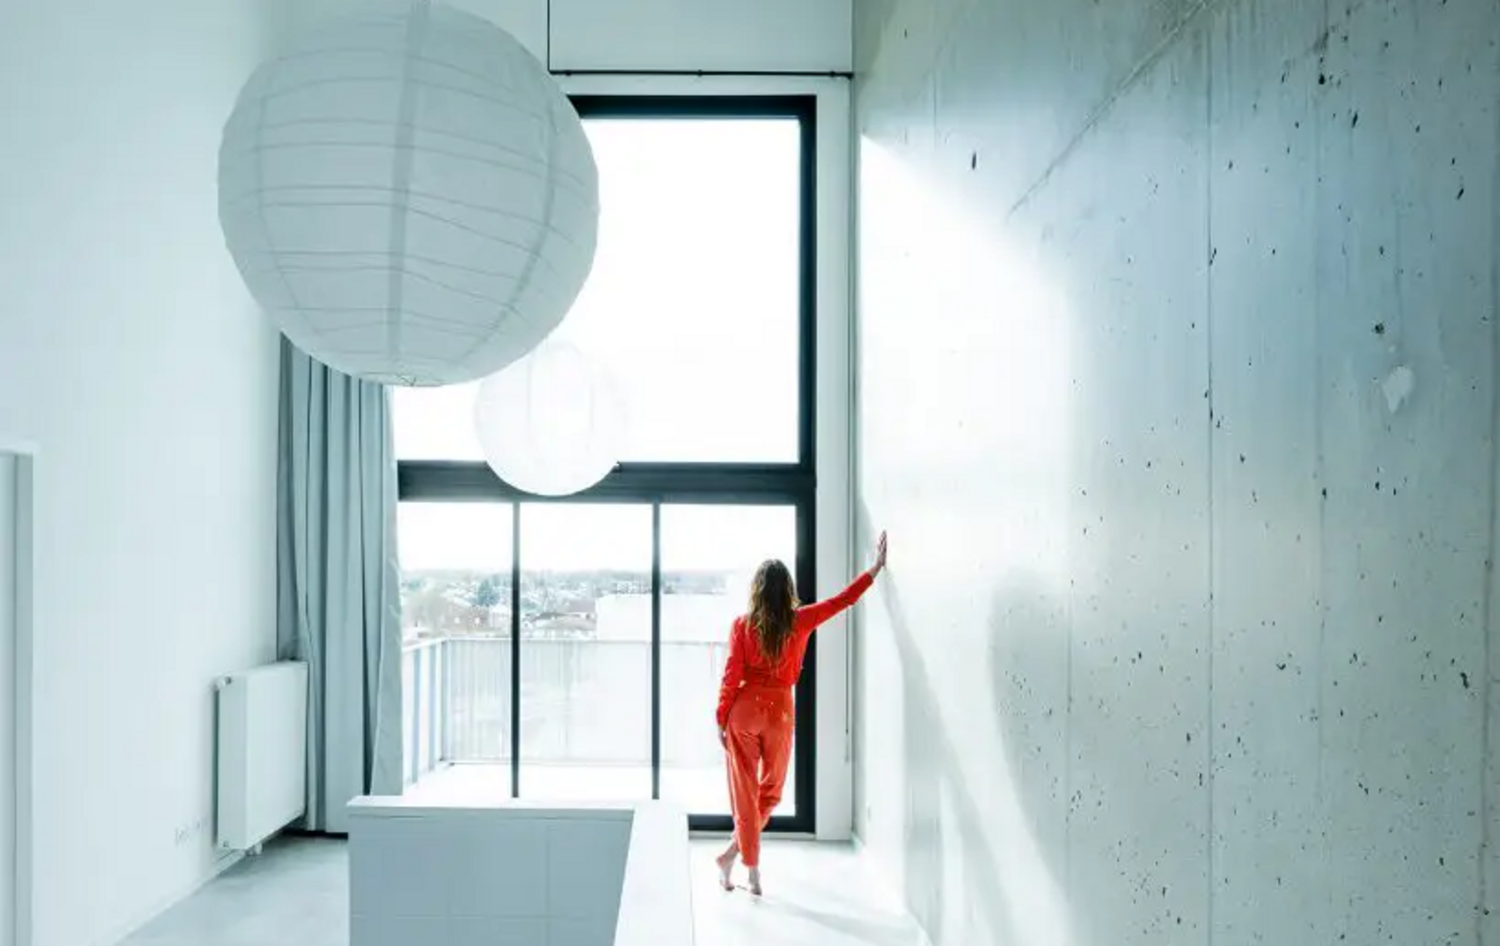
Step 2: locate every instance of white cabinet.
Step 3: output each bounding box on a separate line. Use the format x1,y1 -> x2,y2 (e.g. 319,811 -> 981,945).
282,0 -> 853,75
347,797 -> 690,946
549,0 -> 853,73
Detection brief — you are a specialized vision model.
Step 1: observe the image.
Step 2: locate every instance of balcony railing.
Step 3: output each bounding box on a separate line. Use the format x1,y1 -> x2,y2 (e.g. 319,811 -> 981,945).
401,636 -> 729,788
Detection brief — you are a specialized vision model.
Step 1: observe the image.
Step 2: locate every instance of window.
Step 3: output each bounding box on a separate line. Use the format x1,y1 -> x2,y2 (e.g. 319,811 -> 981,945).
659,504 -> 798,816
395,96 -> 817,833
398,503 -> 514,786
519,504 -> 653,801
551,116 -> 801,462
393,100 -> 809,466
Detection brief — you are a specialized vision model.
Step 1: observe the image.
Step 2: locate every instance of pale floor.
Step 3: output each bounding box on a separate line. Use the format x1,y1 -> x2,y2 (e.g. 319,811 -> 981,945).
119,834 -> 929,946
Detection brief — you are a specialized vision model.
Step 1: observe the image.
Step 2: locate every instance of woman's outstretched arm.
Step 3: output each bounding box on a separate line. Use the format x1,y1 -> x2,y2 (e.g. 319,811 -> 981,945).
796,531 -> 888,631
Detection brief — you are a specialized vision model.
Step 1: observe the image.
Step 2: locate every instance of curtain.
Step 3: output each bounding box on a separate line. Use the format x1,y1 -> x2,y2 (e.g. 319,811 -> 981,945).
276,337 -> 403,833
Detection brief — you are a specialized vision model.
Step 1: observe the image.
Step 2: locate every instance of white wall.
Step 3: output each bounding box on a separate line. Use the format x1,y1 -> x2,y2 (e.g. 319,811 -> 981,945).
1,454 -> 15,946
853,0 -> 1500,944
0,3 -> 284,944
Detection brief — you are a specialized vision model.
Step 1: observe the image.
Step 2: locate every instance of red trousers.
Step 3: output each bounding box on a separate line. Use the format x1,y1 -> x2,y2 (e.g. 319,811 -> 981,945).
724,684 -> 794,868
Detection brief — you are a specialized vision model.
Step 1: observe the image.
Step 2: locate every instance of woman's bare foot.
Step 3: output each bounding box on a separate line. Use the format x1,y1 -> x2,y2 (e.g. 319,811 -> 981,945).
715,847 -> 737,891
747,866 -> 762,897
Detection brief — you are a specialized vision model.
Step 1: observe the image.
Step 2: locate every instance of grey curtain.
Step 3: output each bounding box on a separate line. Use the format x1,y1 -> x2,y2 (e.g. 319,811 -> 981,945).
276,337 -> 403,833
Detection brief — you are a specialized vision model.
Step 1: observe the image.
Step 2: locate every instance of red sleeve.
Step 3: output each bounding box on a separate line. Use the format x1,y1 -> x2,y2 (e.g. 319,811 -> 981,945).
794,570 -> 875,632
715,617 -> 748,730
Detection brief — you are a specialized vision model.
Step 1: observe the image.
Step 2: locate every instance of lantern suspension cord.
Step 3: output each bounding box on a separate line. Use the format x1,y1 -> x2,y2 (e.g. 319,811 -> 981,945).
385,2 -> 431,384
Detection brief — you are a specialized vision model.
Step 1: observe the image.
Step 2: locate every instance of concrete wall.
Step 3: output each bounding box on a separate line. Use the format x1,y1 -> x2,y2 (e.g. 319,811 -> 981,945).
851,1 -> 1500,944
0,3 -> 286,944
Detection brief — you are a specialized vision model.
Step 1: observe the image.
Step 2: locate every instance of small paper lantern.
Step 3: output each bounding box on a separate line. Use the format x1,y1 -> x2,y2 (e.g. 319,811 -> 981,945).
473,338 -> 626,497
217,3 -> 598,386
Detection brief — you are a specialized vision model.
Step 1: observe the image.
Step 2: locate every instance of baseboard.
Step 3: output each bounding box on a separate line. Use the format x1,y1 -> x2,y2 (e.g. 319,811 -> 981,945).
101,848 -> 245,946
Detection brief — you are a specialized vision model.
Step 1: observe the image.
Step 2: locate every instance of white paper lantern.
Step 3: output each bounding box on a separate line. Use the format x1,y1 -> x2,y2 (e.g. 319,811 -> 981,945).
217,3 -> 598,386
474,338 -> 626,496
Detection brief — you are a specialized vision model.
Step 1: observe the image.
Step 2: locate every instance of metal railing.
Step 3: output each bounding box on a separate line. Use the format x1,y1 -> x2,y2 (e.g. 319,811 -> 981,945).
401,636 -> 729,787
401,638 -> 446,787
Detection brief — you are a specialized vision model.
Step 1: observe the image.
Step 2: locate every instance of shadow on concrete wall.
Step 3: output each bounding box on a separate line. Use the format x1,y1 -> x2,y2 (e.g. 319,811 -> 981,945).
854,500 -> 1186,945
853,505 -> 1072,945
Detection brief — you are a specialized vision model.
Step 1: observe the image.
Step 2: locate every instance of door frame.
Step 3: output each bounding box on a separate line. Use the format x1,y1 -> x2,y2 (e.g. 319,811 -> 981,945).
0,438 -> 36,946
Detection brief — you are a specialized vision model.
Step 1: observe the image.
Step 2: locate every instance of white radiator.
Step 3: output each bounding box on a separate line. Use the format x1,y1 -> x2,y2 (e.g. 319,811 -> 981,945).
216,660 -> 308,852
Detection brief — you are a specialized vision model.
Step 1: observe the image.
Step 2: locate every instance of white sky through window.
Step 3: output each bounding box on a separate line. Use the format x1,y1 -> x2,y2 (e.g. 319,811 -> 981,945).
392,114 -> 804,576
391,116 -> 801,464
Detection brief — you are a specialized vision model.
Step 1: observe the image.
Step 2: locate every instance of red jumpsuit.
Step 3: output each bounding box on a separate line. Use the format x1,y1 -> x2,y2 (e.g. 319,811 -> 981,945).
715,571 -> 875,867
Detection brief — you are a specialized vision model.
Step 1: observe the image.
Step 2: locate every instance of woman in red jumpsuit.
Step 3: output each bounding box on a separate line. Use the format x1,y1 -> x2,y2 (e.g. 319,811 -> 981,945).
714,531 -> 888,895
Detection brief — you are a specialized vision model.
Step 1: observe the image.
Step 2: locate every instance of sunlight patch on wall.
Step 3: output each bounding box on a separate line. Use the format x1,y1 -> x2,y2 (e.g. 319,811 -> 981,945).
858,135 -> 1074,946
859,137 -> 1073,587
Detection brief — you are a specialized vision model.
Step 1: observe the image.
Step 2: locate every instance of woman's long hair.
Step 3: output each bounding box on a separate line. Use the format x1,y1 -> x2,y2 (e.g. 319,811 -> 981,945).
748,559 -> 799,662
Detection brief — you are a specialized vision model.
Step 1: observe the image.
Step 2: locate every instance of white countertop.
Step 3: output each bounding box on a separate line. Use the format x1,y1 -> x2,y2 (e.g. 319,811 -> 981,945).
348,793 -> 636,819
613,803 -> 694,946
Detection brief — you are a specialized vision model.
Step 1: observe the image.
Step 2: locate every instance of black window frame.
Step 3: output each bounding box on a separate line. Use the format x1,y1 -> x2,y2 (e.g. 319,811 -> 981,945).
396,94 -> 820,835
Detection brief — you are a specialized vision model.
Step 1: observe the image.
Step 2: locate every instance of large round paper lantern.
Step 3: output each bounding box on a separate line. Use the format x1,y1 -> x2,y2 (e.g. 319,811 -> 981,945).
217,3 -> 598,386
474,338 -> 626,496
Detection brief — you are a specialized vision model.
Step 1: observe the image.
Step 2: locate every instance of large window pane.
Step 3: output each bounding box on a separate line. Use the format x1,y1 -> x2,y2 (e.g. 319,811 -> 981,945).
519,504 -> 652,801
391,115 -> 803,464
562,118 -> 800,462
659,505 -> 798,816
398,503 -> 513,640
398,503 -> 513,767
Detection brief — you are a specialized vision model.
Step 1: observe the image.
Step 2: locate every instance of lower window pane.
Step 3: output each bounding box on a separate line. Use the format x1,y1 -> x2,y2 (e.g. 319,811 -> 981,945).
519,503 -> 653,801
659,504 -> 798,817
398,498 -> 807,812
398,503 -> 514,784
